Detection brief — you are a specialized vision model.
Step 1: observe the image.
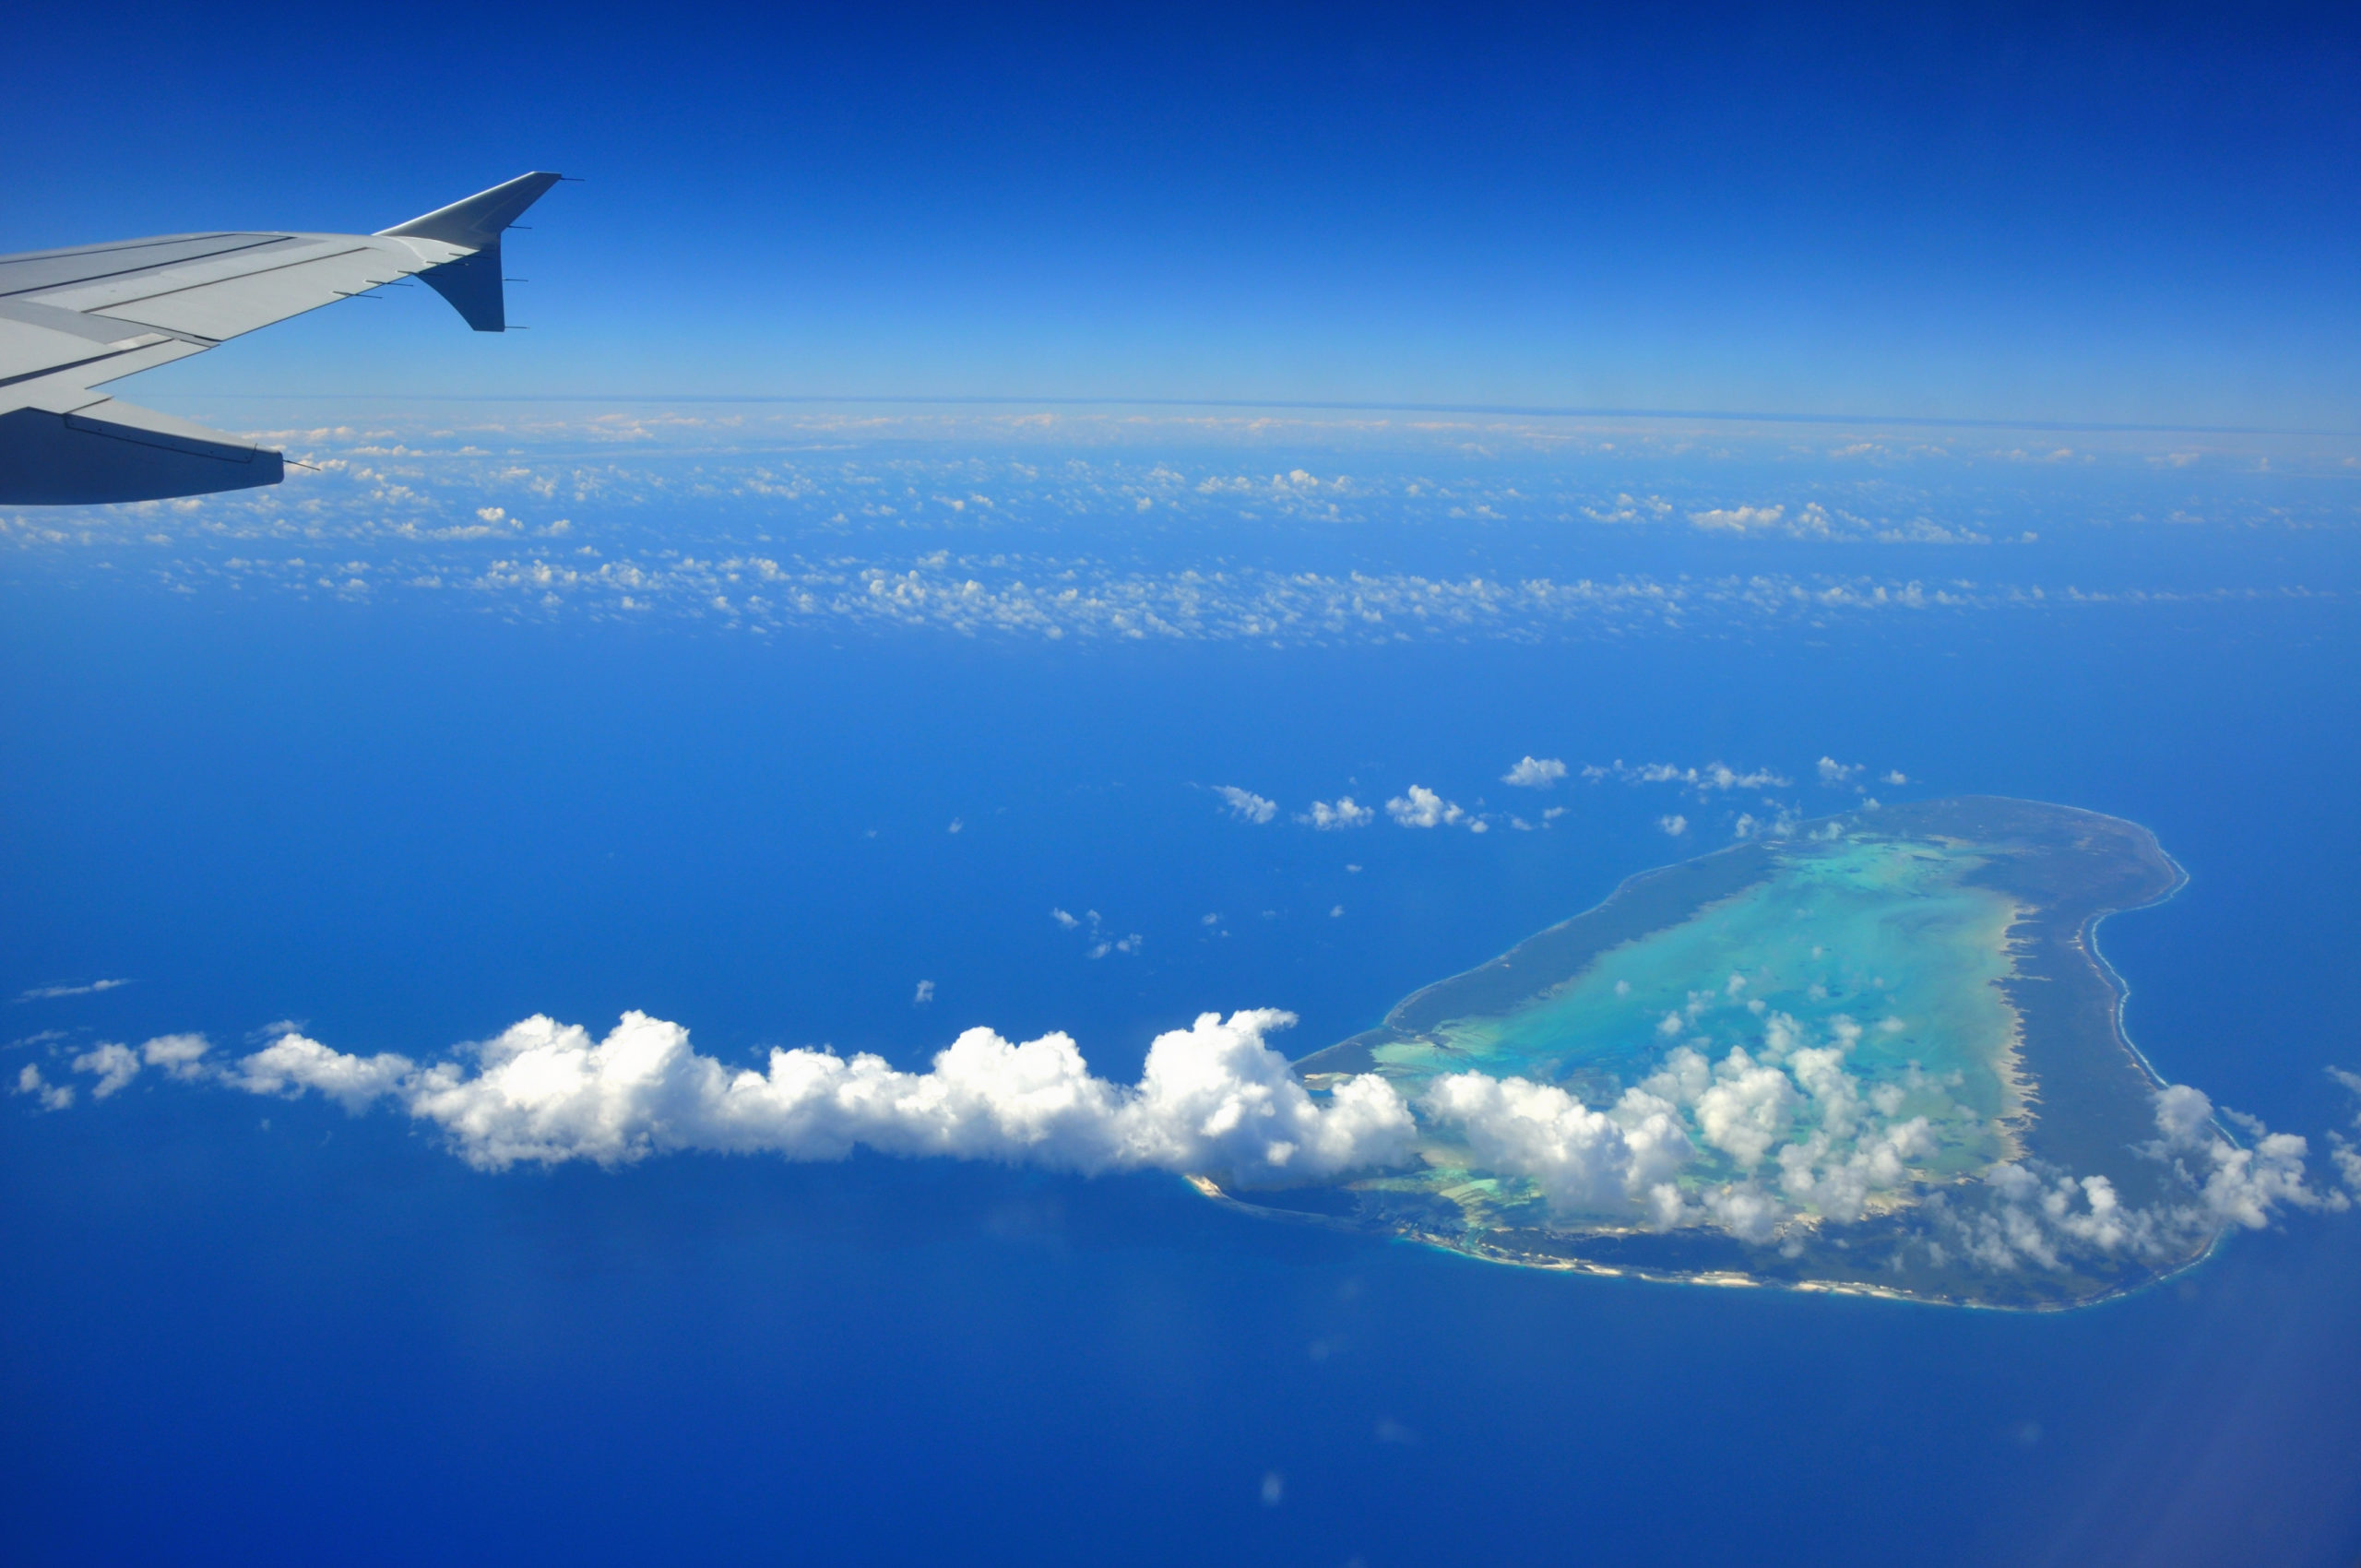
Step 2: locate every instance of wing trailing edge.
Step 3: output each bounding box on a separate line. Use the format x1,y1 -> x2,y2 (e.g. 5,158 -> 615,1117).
0,398 -> 281,505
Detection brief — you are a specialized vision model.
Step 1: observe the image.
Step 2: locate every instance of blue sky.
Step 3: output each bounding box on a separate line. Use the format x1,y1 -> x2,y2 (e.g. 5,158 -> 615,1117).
7,1 -> 2359,426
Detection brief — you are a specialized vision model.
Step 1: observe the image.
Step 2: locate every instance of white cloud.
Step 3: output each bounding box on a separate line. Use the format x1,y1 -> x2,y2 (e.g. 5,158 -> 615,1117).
1385,786 -> 1462,828
1215,786 -> 1278,825
1426,1073 -> 1692,1222
235,1033 -> 413,1113
1055,908 -> 1138,959
1689,505 -> 1789,534
1816,757 -> 1861,785
1681,1050 -> 1799,1169
1657,814 -> 1688,837
1929,1081 -> 2348,1273
1501,756 -> 1567,789
947,818 -> 964,834
1582,761 -> 1791,794
72,1042 -> 142,1099
913,980 -> 934,1006
1881,770 -> 1908,786
142,1033 -> 210,1076
1300,797 -> 1373,829
220,1009 -> 1415,1188
2331,1068 -> 2361,1193
15,1063 -> 73,1111
15,978 -> 132,1003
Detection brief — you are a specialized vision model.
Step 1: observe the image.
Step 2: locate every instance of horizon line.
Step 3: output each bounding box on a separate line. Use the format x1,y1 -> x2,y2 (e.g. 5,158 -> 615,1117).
167,390 -> 2349,440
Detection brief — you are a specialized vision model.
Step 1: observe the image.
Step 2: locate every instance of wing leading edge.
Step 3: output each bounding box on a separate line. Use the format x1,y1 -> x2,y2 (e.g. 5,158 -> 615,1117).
0,172 -> 562,505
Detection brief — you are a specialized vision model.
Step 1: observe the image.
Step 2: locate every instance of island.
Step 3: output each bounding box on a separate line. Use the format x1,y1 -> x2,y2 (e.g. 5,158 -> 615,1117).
1200,797 -> 2203,1309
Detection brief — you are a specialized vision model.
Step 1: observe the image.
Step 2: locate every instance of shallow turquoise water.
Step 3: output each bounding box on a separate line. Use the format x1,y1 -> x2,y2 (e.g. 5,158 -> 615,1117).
1376,832 -> 2023,1177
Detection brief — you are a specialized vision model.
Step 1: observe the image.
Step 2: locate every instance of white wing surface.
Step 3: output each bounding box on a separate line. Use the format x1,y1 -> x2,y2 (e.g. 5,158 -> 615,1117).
0,172 -> 562,505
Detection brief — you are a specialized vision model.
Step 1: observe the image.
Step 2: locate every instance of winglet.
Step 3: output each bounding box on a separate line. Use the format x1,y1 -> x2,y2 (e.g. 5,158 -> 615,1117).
377,171 -> 564,249
379,172 -> 564,333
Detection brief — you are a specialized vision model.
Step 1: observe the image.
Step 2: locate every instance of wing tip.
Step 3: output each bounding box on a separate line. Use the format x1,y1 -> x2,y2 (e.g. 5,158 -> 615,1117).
376,172 -> 565,249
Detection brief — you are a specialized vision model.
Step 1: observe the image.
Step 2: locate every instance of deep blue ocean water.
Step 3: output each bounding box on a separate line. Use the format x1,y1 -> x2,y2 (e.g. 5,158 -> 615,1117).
5,536 -> 2358,1563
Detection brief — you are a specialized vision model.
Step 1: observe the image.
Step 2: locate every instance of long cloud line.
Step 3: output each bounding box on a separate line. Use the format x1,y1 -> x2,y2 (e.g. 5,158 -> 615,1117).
14,1009 -> 2355,1277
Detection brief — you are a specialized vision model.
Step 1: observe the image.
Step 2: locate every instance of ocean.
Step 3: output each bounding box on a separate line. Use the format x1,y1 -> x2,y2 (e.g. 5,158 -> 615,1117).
4,424 -> 2357,1564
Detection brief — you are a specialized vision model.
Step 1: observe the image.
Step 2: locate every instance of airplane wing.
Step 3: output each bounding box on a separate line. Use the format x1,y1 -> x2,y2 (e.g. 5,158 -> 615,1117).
0,172 -> 562,505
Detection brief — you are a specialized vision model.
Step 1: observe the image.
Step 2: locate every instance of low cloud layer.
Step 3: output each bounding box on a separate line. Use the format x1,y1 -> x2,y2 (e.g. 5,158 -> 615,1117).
1581,760 -> 1792,793
20,1004 -> 2352,1278
228,1009 -> 1416,1188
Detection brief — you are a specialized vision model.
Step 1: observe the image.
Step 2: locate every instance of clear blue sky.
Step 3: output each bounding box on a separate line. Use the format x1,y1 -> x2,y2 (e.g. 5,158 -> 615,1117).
6,0 -> 2358,427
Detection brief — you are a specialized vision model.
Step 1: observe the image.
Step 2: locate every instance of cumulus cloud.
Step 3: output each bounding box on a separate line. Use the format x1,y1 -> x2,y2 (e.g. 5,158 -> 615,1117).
72,1042 -> 143,1099
219,1009 -> 1414,1188
14,1063 -> 73,1111
1299,797 -> 1373,829
913,980 -> 934,1006
1658,814 -> 1688,836
1928,1080 -> 2348,1273
143,1033 -> 210,1076
1215,786 -> 1278,825
1385,786 -> 1463,828
2329,1067 -> 2361,1193
1689,505 -> 1791,534
1425,1073 -> 1692,1225
1816,757 -> 1861,785
1408,1000 -> 2348,1266
1501,756 -> 1567,789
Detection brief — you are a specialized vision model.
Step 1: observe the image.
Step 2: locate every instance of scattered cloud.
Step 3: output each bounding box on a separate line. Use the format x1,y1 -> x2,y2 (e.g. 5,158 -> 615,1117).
1816,757 -> 1861,785
913,980 -> 934,1006
1581,761 -> 1791,795
1690,504 -> 1800,535
1299,797 -> 1373,830
1053,908 -> 1141,959
143,1033 -> 210,1077
1419,1005 -> 2344,1263
1658,814 -> 1689,836
1385,786 -> 1463,828
14,1063 -> 73,1111
1925,1082 -> 2347,1272
2326,1067 -> 2361,1193
1501,756 -> 1567,789
72,1043 -> 143,1099
1215,786 -> 1278,825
